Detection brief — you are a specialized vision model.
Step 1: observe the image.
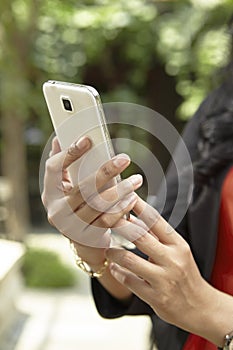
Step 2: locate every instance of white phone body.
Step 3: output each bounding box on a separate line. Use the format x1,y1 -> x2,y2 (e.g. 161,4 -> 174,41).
43,80 -> 116,186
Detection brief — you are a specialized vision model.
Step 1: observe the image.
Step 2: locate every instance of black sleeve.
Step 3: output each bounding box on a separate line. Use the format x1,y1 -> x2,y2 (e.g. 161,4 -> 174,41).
91,271 -> 154,319
91,248 -> 154,318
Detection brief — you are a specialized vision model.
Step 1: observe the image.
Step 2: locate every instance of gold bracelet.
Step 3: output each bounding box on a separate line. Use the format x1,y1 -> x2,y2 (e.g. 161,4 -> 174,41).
70,242 -> 109,279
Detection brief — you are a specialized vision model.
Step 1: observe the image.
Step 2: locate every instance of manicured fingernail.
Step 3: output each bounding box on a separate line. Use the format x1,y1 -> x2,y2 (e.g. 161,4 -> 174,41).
75,137 -> 90,150
112,154 -> 130,168
129,174 -> 143,186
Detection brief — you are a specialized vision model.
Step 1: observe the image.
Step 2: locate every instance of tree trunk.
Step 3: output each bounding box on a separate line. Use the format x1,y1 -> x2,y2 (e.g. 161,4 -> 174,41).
0,0 -> 41,241
1,112 -> 30,241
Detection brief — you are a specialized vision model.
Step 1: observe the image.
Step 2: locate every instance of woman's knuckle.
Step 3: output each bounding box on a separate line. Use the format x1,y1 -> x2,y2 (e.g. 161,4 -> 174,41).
121,251 -> 134,268
116,200 -> 127,213
47,214 -> 54,227
88,196 -> 100,211
71,185 -> 81,198
45,157 -> 55,172
99,214 -> 111,228
136,232 -> 149,245
101,163 -> 114,178
157,293 -> 169,309
46,153 -> 63,173
152,212 -> 162,227
41,192 -> 47,207
180,240 -> 191,256
118,180 -> 132,196
121,273 -> 132,286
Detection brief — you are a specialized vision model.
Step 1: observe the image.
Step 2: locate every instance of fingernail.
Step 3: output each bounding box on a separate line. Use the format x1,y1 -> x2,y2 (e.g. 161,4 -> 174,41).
75,137 -> 90,150
108,262 -> 114,270
112,154 -> 130,168
129,174 -> 143,186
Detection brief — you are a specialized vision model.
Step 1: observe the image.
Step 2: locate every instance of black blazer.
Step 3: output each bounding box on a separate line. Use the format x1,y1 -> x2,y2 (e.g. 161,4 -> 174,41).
91,83 -> 233,350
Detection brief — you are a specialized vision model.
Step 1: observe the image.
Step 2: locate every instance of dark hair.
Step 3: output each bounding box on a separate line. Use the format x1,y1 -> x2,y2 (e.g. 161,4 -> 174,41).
194,71 -> 233,186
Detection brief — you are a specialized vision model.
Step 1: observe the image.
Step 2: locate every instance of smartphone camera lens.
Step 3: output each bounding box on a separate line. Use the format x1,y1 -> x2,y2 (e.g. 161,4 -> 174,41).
62,98 -> 73,111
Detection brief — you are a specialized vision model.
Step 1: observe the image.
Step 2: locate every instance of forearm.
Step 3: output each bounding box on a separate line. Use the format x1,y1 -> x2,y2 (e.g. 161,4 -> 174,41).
96,265 -> 133,302
188,280 -> 233,348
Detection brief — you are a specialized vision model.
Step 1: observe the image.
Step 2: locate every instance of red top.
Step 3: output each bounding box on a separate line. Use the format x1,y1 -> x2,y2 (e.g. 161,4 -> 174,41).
183,166 -> 233,350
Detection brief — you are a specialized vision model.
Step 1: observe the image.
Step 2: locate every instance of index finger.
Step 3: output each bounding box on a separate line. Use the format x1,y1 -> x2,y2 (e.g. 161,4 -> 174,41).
112,218 -> 167,265
133,197 -> 179,245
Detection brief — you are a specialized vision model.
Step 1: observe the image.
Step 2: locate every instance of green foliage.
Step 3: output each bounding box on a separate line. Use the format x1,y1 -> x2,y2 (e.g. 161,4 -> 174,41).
36,0 -> 233,119
21,247 -> 77,288
154,0 -> 233,119
1,0 -> 232,125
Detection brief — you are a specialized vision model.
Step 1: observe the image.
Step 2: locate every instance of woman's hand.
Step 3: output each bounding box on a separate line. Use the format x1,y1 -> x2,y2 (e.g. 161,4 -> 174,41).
106,197 -> 233,347
41,136 -> 142,265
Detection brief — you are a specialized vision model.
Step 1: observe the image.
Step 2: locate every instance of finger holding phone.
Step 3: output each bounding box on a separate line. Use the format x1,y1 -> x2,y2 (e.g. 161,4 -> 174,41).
42,134 -> 143,300
42,134 -> 142,246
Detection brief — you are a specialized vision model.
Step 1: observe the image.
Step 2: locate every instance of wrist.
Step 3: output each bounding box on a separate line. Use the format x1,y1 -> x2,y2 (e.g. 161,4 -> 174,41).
72,241 -> 107,266
218,330 -> 233,350
186,280 -> 233,347
76,257 -> 109,279
207,287 -> 233,348
70,242 -> 109,278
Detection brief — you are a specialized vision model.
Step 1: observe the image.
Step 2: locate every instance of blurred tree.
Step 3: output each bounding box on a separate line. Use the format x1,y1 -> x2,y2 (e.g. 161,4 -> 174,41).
0,0 -> 232,236
154,0 -> 233,119
0,0 -> 41,240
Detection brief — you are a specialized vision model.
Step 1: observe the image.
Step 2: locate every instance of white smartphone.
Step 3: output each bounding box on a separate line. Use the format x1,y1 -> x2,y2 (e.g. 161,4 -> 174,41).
43,80 -> 117,186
